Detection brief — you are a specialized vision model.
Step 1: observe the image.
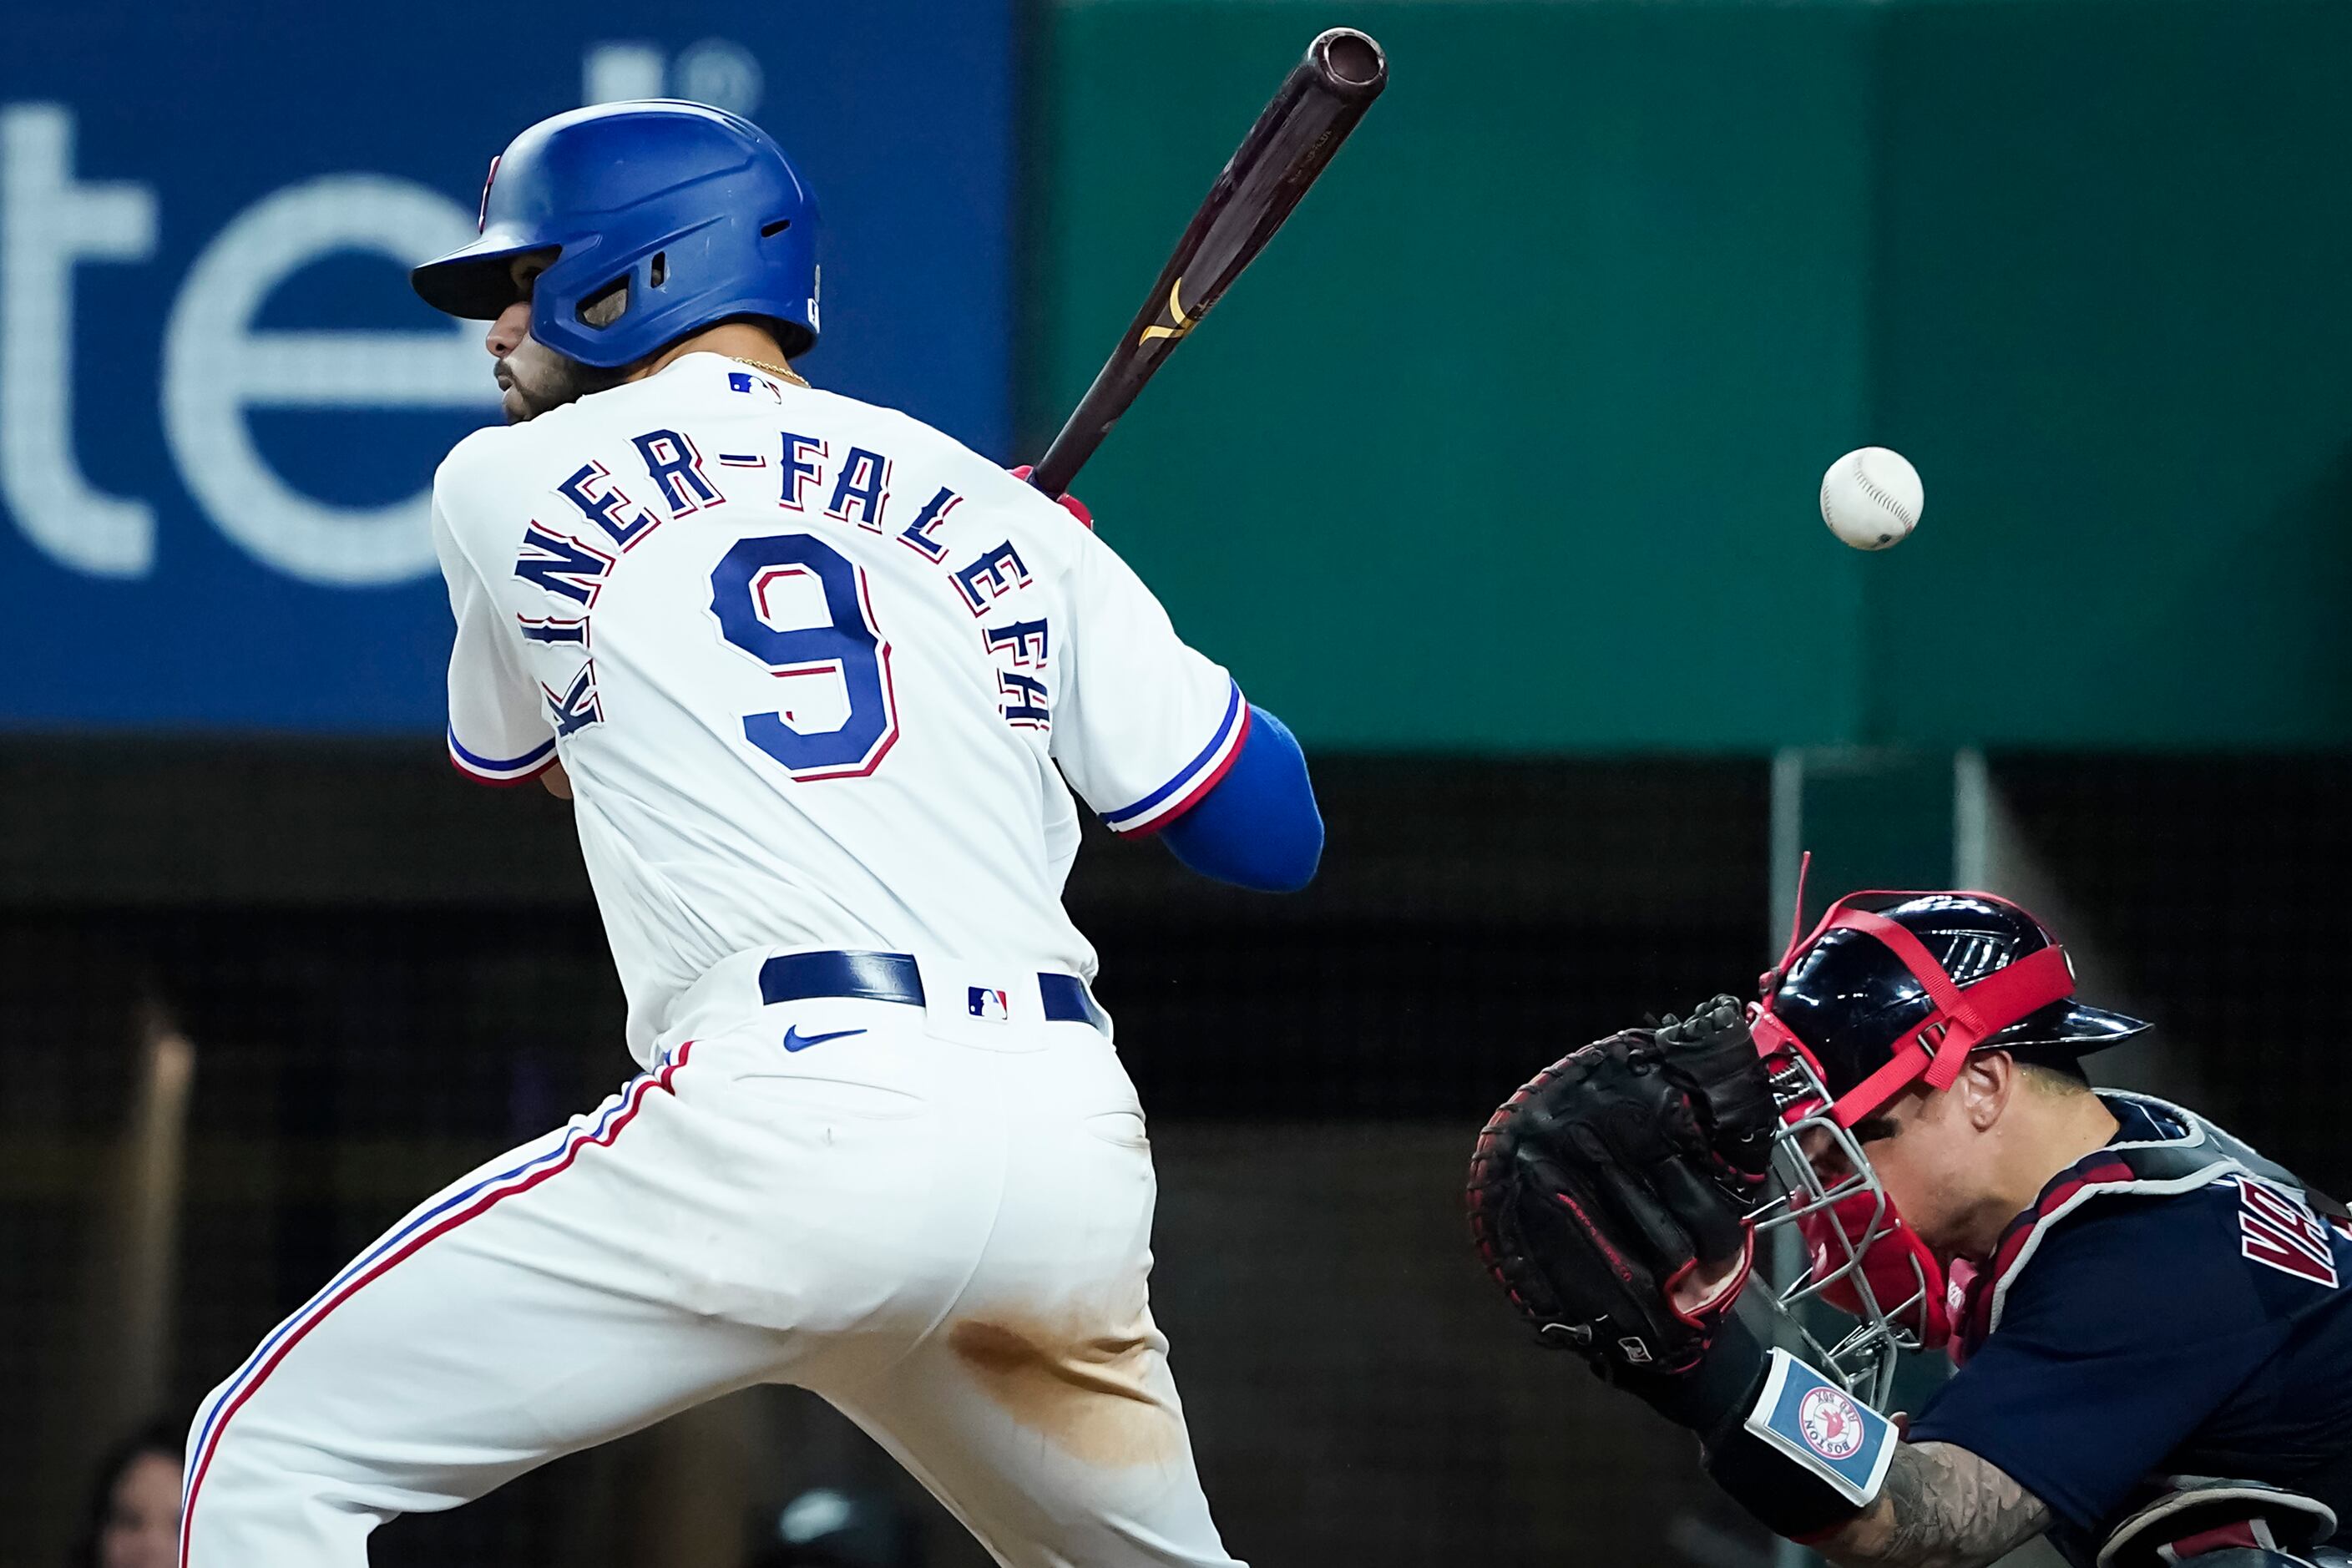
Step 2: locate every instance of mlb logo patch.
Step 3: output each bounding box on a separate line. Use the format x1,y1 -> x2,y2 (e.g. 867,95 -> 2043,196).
967,986 -> 1010,1024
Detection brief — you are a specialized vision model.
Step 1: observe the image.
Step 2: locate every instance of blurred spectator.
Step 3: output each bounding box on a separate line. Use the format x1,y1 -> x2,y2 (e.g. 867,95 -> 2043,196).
746,1485 -> 921,1568
69,1419 -> 184,1568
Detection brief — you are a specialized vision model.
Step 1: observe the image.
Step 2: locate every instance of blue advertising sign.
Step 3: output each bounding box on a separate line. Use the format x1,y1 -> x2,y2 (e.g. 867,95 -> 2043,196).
2,3 -> 1014,731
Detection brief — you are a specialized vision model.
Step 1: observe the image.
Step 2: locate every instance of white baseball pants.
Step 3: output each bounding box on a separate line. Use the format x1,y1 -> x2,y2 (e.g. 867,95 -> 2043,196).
180,951 -> 1243,1568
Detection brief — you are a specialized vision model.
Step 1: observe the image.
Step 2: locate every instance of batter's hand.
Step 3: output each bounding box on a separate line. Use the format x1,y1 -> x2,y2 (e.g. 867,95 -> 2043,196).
1009,466 -> 1095,529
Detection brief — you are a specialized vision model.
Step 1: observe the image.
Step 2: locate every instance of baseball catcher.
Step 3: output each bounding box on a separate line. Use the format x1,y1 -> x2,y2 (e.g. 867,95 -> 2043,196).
1469,888 -> 2352,1568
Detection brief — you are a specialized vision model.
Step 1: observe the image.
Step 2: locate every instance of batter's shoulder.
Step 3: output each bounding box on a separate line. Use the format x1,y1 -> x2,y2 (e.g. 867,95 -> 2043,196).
431,422 -> 570,576
432,410 -> 587,528
433,422 -> 515,497
434,410 -> 586,491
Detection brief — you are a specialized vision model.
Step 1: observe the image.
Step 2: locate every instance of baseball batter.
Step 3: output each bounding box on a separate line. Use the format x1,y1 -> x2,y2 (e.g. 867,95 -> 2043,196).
180,101 -> 1323,1568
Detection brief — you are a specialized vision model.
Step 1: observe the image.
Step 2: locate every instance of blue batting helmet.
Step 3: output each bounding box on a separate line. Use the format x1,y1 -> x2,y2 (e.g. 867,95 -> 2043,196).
412,100 -> 820,369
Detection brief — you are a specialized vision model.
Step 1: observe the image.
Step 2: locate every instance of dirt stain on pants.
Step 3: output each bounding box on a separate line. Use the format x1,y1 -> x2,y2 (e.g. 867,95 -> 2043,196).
946,1313 -> 1183,1468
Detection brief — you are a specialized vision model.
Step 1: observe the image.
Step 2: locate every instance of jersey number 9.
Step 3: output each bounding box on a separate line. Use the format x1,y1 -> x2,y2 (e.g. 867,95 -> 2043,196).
710,534 -> 899,781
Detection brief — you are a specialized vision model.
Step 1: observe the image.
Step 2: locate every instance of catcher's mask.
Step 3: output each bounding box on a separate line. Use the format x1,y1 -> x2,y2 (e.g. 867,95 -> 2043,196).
1740,872 -> 2147,1406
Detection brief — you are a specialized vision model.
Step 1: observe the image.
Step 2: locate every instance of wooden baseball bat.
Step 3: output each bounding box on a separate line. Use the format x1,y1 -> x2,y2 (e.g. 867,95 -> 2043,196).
1028,27 -> 1387,498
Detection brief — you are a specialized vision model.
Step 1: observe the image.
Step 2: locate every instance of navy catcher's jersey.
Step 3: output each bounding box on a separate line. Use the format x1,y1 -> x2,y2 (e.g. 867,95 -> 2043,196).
1908,1099 -> 2352,1565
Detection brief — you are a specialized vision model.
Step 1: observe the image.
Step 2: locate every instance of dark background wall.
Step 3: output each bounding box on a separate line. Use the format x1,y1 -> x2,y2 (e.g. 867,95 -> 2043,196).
0,748 -> 1772,1566
7,748 -> 2349,1565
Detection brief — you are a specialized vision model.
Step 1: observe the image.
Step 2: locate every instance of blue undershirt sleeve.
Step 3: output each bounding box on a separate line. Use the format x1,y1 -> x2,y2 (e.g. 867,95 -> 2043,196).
1157,704 -> 1323,893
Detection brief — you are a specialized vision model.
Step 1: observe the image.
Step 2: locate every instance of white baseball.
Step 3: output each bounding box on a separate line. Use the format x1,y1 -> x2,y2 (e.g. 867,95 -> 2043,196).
1820,447 -> 1923,551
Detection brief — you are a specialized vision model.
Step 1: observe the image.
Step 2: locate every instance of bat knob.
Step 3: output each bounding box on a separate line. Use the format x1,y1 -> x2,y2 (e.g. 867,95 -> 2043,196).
1311,28 -> 1387,96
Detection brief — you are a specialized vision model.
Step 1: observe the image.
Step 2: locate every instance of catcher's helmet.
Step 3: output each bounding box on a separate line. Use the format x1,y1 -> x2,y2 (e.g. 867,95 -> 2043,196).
412,100 -> 819,369
1738,886 -> 2149,1403
1754,890 -> 2147,1128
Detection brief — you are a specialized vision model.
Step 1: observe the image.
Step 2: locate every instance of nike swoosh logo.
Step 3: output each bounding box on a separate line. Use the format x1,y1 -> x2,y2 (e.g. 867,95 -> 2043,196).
781,1026 -> 867,1054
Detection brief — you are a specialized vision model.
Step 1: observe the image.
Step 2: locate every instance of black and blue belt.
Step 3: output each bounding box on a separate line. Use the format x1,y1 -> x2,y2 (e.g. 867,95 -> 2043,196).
757,949 -> 1110,1035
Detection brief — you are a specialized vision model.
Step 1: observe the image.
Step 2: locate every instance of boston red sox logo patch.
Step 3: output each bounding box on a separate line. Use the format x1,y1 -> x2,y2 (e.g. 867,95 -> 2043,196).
1744,1348 -> 1896,1505
1798,1386 -> 1867,1461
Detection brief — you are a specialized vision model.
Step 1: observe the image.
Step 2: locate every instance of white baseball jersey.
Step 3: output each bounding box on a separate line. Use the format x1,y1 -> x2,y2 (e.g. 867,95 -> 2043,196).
189,352 -> 1254,1568
430,353 -> 1245,1062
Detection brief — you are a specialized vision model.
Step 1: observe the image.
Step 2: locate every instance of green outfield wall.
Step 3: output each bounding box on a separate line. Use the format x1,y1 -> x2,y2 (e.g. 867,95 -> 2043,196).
1030,0 -> 2352,751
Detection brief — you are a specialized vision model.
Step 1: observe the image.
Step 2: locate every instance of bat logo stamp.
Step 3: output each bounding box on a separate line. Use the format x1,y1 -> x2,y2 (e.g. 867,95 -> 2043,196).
1138,277 -> 1201,345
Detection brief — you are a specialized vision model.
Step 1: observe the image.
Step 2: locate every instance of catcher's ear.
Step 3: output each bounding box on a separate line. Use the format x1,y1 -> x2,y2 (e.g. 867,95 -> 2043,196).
1958,1054 -> 2012,1131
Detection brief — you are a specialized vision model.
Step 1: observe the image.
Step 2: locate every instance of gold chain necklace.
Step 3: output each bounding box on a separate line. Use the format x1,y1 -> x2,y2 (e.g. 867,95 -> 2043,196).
731,355 -> 808,388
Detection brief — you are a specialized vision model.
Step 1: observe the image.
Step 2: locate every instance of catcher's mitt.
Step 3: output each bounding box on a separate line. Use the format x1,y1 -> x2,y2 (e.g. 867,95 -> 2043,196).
1465,998 -> 1776,1374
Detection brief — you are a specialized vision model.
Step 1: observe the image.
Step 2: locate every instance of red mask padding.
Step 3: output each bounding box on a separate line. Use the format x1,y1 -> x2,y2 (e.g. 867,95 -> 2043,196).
1750,988 -> 1960,1353
1793,1187 -> 1954,1350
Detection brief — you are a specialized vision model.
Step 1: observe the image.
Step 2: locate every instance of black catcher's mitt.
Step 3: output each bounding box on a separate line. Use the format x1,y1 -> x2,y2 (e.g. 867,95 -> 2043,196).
1465,998 -> 1778,1374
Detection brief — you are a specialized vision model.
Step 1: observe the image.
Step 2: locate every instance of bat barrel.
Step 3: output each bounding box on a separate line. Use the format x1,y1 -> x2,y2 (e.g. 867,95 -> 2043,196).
1028,28 -> 1387,499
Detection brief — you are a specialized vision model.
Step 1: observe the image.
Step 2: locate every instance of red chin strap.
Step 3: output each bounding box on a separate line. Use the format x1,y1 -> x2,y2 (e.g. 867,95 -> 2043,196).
1749,883 -> 2080,1129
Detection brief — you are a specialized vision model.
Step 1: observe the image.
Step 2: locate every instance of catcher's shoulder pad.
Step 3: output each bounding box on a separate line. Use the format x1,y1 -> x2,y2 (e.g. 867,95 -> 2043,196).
2097,1477 -> 2339,1568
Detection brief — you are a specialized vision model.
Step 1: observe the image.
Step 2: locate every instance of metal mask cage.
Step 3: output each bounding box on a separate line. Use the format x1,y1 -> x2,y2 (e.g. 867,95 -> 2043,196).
1743,1041 -> 1938,1413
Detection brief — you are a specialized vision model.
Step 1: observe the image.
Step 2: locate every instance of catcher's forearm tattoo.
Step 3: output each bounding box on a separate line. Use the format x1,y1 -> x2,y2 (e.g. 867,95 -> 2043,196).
1817,1441 -> 2051,1568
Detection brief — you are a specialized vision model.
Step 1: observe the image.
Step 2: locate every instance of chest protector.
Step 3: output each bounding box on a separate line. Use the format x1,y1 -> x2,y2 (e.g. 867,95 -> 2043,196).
1960,1096 -> 2352,1566
1952,1090 -> 2342,1363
